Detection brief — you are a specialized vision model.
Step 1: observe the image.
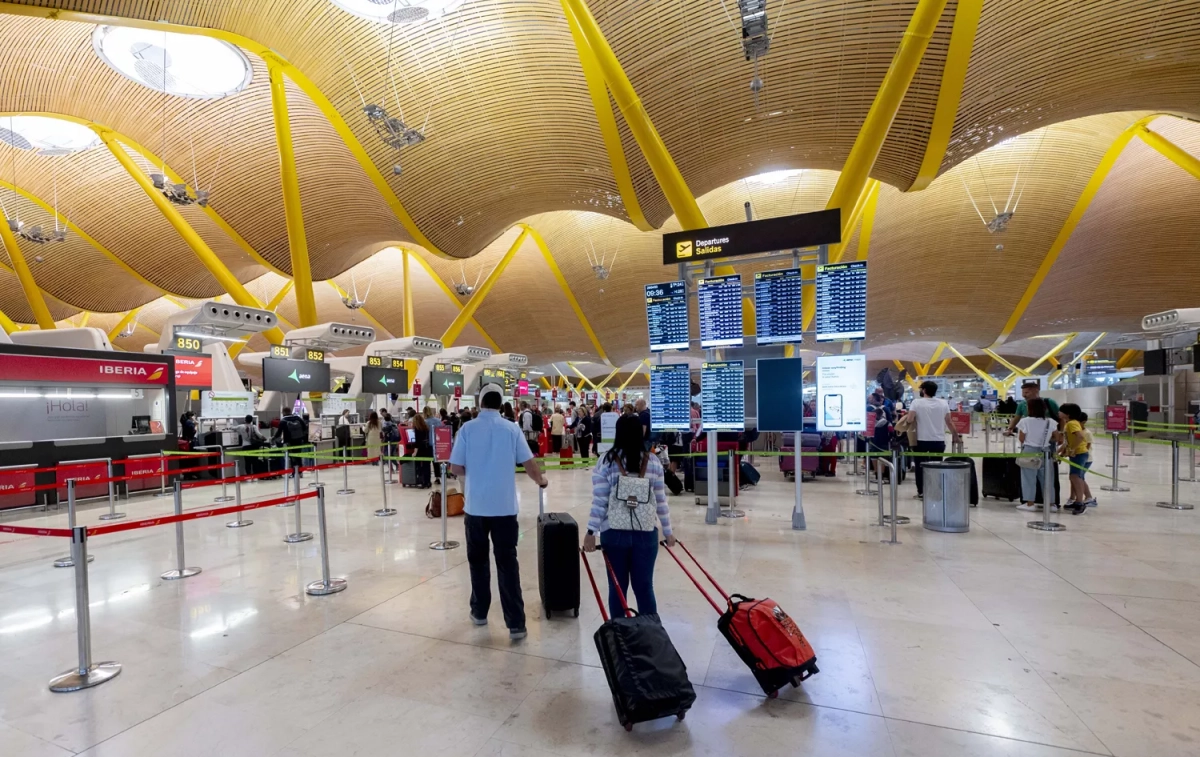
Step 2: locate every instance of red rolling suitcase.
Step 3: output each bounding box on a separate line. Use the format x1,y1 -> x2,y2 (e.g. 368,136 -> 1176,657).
662,540 -> 818,698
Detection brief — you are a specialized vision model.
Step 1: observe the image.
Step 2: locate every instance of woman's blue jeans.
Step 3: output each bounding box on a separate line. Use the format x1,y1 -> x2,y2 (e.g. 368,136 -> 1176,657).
600,529 -> 659,619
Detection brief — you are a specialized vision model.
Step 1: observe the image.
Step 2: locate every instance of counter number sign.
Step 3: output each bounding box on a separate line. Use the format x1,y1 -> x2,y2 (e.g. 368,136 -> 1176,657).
305,348 -> 326,363
270,344 -> 290,358
174,335 -> 203,353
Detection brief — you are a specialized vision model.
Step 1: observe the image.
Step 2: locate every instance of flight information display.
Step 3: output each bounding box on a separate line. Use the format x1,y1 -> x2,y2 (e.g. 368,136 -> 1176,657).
701,361 -> 745,431
649,363 -> 692,432
645,281 -> 689,352
754,268 -> 803,345
698,275 -> 743,349
815,261 -> 867,342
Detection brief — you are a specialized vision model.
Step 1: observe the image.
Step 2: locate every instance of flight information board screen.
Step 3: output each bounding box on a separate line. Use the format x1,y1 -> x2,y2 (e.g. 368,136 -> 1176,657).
754,268 -> 803,345
645,281 -> 689,352
698,275 -> 743,348
701,361 -> 745,431
815,261 -> 867,342
649,363 -> 692,432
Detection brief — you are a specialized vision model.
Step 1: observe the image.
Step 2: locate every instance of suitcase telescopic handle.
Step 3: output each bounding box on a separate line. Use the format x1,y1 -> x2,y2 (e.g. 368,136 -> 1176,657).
538,486 -> 544,516
579,547 -> 608,622
579,546 -> 634,620
659,540 -> 727,614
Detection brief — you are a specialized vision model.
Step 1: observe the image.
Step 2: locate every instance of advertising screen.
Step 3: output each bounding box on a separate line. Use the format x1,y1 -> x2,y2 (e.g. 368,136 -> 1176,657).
173,355 -> 212,388
645,281 -> 690,352
755,357 -> 806,432
701,361 -> 745,431
362,365 -> 409,392
815,261 -> 867,342
816,354 -> 866,432
649,363 -> 692,431
754,268 -> 803,345
697,274 -> 743,349
262,357 -> 331,393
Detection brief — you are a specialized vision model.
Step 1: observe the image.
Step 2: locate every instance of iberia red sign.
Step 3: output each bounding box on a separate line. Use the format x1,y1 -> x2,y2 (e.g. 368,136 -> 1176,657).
174,355 -> 212,388
0,354 -> 169,385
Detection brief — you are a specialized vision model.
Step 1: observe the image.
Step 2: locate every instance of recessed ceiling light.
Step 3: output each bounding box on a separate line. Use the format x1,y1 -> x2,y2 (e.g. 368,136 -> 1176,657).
329,0 -> 468,24
0,115 -> 99,155
92,25 -> 252,99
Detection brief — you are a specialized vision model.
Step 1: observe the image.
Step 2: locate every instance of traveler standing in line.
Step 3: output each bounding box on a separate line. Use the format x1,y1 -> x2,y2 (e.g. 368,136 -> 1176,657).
411,412 -> 432,488
449,384 -> 547,640
1077,412 -> 1097,508
550,405 -> 566,453
635,398 -> 652,450
583,414 -> 675,619
502,401 -> 516,422
236,414 -> 266,475
365,411 -> 382,464
424,407 -> 443,483
1015,398 -> 1058,512
519,401 -> 538,455
1058,403 -> 1092,515
574,406 -> 593,459
908,381 -> 962,499
1006,380 -> 1060,436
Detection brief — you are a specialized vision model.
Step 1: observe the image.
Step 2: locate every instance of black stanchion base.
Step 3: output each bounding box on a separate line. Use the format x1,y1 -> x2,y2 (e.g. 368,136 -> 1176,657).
1101,485 -> 1129,492
49,661 -> 121,692
337,488 -> 356,495
1027,521 -> 1066,532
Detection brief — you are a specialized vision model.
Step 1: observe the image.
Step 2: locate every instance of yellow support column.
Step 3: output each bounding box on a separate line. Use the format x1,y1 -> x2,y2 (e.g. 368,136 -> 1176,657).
594,365 -> 623,390
944,345 -> 1004,391
441,231 -> 527,346
1137,126 -> 1200,181
95,128 -> 287,346
519,224 -> 609,362
1115,349 -> 1142,371
568,363 -> 601,390
617,360 -> 649,392
981,349 -> 1031,378
934,359 -> 952,376
0,305 -> 20,334
402,250 -> 415,338
106,307 -> 141,341
0,219 -> 54,329
267,58 -> 317,327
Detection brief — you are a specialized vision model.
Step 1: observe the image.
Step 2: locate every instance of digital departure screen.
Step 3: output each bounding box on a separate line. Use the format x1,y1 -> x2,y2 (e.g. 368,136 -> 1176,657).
701,361 -> 745,431
754,268 -> 803,345
645,281 -> 689,352
649,363 -> 692,432
698,275 -> 743,349
262,357 -> 331,393
815,261 -> 867,342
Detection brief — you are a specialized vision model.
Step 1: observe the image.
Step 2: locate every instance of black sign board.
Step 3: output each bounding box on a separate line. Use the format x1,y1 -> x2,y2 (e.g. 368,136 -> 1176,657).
661,209 -> 841,265
362,365 -> 409,392
430,367 -> 465,394
262,357 -> 331,393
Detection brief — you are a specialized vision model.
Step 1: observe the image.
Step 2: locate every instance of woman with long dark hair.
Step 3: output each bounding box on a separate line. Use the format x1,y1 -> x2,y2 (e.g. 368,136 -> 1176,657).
583,414 -> 675,619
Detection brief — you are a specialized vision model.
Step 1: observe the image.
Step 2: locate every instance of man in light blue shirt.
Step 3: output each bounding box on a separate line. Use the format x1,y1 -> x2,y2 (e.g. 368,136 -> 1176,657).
449,384 -> 547,640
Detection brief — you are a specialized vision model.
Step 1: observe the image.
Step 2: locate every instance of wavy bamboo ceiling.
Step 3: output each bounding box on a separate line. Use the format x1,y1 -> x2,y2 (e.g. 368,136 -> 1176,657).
0,0 -> 1198,363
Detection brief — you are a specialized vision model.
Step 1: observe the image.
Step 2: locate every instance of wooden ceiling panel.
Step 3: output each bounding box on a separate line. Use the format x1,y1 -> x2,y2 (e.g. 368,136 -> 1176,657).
0,265 -> 77,324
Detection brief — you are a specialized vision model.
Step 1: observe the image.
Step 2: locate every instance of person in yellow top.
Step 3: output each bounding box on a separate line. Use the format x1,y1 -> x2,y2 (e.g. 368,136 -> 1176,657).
1057,403 -> 1092,515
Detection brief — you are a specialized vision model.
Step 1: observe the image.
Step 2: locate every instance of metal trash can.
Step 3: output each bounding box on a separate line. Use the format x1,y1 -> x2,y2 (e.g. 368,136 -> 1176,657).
922,460 -> 971,532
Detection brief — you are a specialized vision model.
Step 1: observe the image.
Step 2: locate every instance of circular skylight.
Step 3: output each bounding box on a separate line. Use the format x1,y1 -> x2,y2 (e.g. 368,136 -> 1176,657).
329,0 -> 468,24
0,116 -> 100,156
92,26 -> 252,99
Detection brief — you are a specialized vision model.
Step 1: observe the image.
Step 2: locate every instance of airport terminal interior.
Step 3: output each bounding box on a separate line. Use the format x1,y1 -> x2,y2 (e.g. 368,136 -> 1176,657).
1,1 -> 1200,755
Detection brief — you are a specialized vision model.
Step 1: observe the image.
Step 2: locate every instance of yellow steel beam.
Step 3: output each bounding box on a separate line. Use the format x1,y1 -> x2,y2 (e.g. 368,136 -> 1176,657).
595,365 -> 624,390
854,180 -> 882,261
1047,356 -> 1060,369
518,224 -> 609,362
927,342 -> 948,366
77,311 -> 90,328
892,359 -> 919,390
95,129 -> 286,345
1115,349 -> 1142,371
541,376 -> 553,390
266,58 -> 317,327
909,0 -> 985,191
0,211 -> 54,329
982,349 -> 1030,378
1136,126 -> 1200,181
402,250 -> 415,338
617,360 -> 649,392
989,116 -> 1159,347
944,344 -> 1005,391
560,0 -> 706,230
1024,332 -> 1078,374
440,230 -> 528,346
559,2 -> 651,231
568,363 -> 601,390
404,249 -> 501,352
934,358 -> 952,376
828,179 -> 879,265
0,5 -> 453,260
0,306 -> 19,334
1065,332 -> 1108,373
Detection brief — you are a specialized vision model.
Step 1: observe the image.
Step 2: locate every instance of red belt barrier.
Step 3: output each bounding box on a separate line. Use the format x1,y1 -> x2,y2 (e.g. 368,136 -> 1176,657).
0,524 -> 73,538
87,490 -> 319,537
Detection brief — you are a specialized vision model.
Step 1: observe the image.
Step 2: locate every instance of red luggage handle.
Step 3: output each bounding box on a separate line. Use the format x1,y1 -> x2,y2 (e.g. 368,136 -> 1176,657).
579,547 -> 633,621
659,540 -> 730,615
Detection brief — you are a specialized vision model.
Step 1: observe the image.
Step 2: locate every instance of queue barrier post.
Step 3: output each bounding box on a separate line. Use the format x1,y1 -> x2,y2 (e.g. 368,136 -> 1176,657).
879,455 -> 900,545
226,476 -> 253,528
54,480 -> 95,568
1028,447 -> 1066,532
278,457 -> 296,507
213,448 -> 235,503
308,444 -> 322,489
1125,427 -> 1141,457
48,525 -> 121,692
856,450 -> 878,497
161,481 -> 202,580
1101,432 -> 1130,492
721,450 -> 745,519
1156,440 -> 1195,511
375,456 -> 396,517
154,450 -> 170,498
285,464 -> 313,542
430,463 -> 460,550
1181,441 -> 1198,483
791,435 -> 806,530
338,445 -> 355,495
98,459 -> 125,521
704,431 -> 719,525
306,485 -> 347,596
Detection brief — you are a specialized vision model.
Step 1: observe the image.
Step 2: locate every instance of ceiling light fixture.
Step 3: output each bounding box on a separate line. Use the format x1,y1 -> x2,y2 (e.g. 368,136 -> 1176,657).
341,271 -> 373,310
737,0 -> 770,103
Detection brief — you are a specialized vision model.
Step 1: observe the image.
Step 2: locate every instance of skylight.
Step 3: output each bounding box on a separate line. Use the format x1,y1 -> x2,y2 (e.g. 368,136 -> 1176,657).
92,26 -> 252,100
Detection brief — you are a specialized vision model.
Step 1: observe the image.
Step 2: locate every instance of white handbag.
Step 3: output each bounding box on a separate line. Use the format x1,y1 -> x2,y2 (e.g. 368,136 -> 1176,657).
605,456 -> 657,532
1017,420 -> 1053,469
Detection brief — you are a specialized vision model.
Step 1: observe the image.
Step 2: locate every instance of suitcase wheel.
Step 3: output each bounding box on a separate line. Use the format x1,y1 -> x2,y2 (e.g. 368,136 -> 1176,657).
676,711 -> 686,721
545,610 -> 551,619
573,607 -> 579,618
767,690 -> 779,700
623,722 -> 633,732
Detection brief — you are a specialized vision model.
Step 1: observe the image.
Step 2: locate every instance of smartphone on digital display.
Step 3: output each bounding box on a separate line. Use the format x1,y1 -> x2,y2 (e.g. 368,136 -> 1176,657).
824,394 -> 843,428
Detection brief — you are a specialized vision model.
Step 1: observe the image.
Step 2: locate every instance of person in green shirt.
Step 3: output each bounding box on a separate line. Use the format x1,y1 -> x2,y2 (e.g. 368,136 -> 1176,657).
1006,381 -> 1060,436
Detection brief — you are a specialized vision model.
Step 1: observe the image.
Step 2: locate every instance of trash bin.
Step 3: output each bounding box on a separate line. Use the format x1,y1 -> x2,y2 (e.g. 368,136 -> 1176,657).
922,460 -> 971,532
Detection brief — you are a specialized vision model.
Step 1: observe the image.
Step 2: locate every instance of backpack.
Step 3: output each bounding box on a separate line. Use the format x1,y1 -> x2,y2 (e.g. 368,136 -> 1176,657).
282,415 -> 306,444
531,410 -> 544,433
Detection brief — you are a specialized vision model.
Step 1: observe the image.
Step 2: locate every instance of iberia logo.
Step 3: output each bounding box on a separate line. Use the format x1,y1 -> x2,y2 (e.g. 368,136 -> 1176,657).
148,367 -> 164,381
98,364 -> 166,382
676,241 -> 693,259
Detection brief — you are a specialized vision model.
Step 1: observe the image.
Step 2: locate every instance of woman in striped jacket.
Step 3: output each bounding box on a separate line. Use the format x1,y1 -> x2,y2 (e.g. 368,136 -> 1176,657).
583,414 -> 676,619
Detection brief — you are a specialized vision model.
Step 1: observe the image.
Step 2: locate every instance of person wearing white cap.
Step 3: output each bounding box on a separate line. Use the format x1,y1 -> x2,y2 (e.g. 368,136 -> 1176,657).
449,382 -> 548,640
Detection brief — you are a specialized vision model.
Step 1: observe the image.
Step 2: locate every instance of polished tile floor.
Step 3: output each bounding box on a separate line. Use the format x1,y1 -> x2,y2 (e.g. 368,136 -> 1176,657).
2,435 -> 1199,756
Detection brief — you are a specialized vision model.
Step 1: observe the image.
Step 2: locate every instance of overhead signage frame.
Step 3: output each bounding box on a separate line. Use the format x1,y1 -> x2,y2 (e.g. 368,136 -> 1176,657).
661,208 -> 841,265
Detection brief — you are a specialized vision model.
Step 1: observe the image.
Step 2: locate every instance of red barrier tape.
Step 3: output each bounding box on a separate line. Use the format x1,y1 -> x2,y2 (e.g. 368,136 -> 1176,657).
87,490 -> 320,537
0,524 -> 73,538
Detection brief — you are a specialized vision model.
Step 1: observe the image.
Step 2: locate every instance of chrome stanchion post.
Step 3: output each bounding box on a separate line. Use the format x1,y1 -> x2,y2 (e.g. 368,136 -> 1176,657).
721,450 -> 745,518
54,480 -> 94,568
1181,441 -> 1198,483
226,476 -> 252,528
1125,427 -> 1141,456
791,435 -> 806,530
308,444 -> 321,489
880,455 -> 900,545
856,451 -> 877,496
285,465 -> 313,542
1157,440 -> 1195,510
1028,447 -> 1066,531
704,431 -> 719,525
306,485 -> 347,595
213,448 -> 234,502
154,450 -> 170,497
1101,432 -> 1129,492
278,457 -> 296,507
98,459 -> 125,521
876,454 -> 886,527
430,463 -> 460,550
338,445 -> 355,495
375,453 -> 396,516
48,525 -> 121,692
161,481 -> 202,579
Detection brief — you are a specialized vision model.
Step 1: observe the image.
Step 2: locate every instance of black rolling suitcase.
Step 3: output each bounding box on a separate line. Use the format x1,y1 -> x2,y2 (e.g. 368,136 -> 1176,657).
664,468 -> 684,495
982,436 -> 1023,501
400,460 -> 420,487
581,547 -> 695,731
537,490 -> 579,619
